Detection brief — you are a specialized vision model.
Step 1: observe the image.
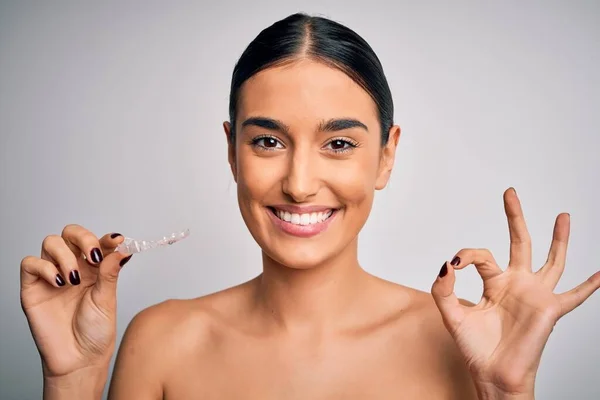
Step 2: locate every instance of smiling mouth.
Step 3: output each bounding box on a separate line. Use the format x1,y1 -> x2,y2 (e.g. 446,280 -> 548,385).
267,207 -> 335,226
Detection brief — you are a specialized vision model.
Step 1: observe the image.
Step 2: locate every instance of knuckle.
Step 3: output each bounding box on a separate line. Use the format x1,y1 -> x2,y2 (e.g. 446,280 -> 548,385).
455,248 -> 474,260
20,255 -> 35,268
513,237 -> 531,245
81,232 -> 100,245
478,248 -> 498,267
61,224 -> 82,237
101,270 -> 119,283
42,234 -> 61,248
476,248 -> 494,259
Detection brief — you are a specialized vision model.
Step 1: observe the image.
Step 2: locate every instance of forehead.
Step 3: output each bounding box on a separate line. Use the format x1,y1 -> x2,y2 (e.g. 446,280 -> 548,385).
237,59 -> 378,128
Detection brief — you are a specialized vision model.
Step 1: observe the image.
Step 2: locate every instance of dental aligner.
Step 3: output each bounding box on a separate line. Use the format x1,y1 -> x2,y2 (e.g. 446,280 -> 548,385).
115,229 -> 190,254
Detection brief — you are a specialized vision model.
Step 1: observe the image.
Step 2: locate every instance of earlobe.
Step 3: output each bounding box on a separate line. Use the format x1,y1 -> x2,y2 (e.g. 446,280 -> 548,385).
223,121 -> 237,182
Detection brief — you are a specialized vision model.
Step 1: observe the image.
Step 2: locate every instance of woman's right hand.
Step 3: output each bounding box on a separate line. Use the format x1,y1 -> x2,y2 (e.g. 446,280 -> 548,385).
20,224 -> 133,380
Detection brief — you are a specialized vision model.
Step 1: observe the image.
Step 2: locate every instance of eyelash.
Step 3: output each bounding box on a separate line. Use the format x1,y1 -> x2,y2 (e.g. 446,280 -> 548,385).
326,137 -> 359,153
249,135 -> 360,154
249,135 -> 283,152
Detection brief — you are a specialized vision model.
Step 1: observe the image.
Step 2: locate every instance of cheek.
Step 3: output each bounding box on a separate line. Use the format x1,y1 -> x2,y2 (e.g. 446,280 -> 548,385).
326,153 -> 380,208
236,153 -> 280,207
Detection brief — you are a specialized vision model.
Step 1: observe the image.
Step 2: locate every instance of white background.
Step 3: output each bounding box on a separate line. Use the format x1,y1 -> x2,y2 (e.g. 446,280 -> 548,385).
1,1 -> 598,398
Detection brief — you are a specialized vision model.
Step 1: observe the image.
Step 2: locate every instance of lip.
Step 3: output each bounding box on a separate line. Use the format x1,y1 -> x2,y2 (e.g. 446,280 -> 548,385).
266,206 -> 338,238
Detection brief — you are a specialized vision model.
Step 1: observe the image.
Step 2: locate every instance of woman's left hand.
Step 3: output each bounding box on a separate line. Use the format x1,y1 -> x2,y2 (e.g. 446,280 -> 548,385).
431,188 -> 599,399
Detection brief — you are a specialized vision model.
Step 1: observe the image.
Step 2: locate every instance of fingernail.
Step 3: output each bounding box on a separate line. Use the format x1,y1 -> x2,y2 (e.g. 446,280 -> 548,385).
110,233 -> 122,239
120,255 -> 133,267
55,274 -> 66,287
69,270 -> 81,285
90,248 -> 103,264
451,256 -> 461,266
439,262 -> 448,278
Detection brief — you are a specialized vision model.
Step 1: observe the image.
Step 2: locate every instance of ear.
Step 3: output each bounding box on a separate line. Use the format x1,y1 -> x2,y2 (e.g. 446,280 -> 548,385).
223,121 -> 237,182
375,125 -> 401,190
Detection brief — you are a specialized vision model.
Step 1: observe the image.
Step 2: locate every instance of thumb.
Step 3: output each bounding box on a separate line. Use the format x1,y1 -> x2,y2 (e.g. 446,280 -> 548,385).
431,261 -> 465,334
91,251 -> 132,312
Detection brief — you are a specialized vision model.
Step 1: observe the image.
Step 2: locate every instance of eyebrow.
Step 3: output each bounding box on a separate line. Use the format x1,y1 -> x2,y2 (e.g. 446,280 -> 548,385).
240,117 -> 368,134
320,118 -> 368,132
241,117 -> 290,134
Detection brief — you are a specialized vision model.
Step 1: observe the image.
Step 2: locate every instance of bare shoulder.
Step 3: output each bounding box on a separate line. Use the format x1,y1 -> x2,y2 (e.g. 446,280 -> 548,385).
108,279 -> 255,399
372,278 -> 479,399
408,288 -> 478,399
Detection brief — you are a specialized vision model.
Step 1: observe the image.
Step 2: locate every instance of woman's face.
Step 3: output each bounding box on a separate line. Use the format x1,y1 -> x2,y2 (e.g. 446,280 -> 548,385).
224,59 -> 400,269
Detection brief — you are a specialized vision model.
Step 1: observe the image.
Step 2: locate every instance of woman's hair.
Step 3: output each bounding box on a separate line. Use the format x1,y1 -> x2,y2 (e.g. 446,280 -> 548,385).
228,13 -> 394,145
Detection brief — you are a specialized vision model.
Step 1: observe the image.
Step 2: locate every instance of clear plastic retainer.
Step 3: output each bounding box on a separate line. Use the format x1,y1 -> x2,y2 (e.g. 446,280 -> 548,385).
114,229 -> 190,254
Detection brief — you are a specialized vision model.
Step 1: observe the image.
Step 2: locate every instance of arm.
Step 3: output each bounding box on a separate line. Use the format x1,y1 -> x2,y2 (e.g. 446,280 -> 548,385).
477,391 -> 533,400
43,367 -> 109,400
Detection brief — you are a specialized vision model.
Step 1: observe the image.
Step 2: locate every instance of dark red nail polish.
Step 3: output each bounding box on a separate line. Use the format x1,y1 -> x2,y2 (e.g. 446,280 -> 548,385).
69,270 -> 81,285
120,255 -> 133,267
439,262 -> 448,278
451,256 -> 461,266
90,248 -> 103,264
110,233 -> 122,239
56,274 -> 66,287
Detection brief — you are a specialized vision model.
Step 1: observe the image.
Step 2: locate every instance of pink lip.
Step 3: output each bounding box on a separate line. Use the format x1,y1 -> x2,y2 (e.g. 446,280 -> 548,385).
266,207 -> 338,238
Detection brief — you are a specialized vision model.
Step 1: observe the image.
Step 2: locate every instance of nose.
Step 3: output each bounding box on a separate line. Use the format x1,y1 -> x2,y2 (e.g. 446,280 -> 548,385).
282,148 -> 320,202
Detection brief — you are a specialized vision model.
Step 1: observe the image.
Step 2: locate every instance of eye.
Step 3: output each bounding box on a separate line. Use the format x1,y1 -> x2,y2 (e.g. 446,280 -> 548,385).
251,135 -> 284,151
324,138 -> 359,153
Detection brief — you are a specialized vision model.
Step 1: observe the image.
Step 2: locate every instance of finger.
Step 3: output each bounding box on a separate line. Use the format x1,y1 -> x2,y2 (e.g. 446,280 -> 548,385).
431,261 -> 467,334
450,248 -> 503,281
557,271 -> 600,316
99,232 -> 125,255
61,224 -> 104,266
537,213 -> 570,288
91,250 -> 133,312
40,235 -> 81,286
504,187 -> 532,270
21,256 -> 67,288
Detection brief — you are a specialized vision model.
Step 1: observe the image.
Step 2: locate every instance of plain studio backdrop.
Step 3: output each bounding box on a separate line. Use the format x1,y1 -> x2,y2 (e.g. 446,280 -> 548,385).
0,1 -> 598,399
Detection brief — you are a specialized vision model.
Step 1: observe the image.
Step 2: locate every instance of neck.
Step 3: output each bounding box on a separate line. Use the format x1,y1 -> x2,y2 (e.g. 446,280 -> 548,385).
253,237 -> 371,334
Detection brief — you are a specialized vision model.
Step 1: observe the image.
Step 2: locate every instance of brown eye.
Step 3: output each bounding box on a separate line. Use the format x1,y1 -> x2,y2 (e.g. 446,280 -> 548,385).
330,139 -> 347,150
251,136 -> 284,150
325,138 -> 357,153
263,137 -> 279,148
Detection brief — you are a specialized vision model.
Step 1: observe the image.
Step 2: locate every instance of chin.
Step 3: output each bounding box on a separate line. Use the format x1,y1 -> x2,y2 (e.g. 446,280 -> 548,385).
262,245 -> 337,270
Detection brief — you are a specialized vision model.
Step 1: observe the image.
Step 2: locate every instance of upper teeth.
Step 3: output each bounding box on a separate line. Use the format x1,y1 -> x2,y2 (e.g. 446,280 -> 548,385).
275,210 -> 333,225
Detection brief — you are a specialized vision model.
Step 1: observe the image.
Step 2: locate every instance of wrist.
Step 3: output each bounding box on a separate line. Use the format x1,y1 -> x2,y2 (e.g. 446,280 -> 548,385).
475,383 -> 534,400
478,392 -> 533,400
43,366 -> 109,400
470,368 -> 536,400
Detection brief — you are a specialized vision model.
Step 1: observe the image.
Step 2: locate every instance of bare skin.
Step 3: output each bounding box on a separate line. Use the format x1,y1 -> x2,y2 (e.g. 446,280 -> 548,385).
109,276 -> 478,399
21,59 -> 599,400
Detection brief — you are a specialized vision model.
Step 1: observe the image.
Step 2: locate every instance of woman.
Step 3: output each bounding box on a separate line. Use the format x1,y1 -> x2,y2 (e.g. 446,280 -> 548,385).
20,13 -> 599,400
